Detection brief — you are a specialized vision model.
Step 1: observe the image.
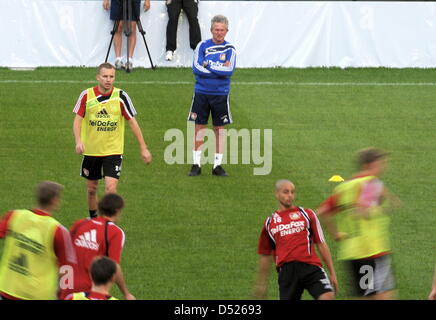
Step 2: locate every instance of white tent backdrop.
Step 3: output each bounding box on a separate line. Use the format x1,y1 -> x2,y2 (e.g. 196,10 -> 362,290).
2,0 -> 436,68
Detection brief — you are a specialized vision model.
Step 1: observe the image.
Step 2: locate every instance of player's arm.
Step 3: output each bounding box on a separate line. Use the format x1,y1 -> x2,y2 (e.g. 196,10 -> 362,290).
127,118 -> 152,164
317,196 -> 348,241
381,186 -> 402,214
0,211 -> 14,239
316,242 -> 338,294
73,114 -> 85,154
310,210 -> 338,293
114,264 -> 136,300
192,42 -> 216,78
207,48 -> 236,77
108,228 -> 135,300
252,254 -> 273,300
428,265 -> 436,300
72,90 -> 87,154
252,223 -> 274,299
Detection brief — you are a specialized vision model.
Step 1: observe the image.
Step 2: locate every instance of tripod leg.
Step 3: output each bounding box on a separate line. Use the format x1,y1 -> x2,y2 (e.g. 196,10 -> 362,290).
124,0 -> 133,72
105,20 -> 119,63
137,19 -> 156,70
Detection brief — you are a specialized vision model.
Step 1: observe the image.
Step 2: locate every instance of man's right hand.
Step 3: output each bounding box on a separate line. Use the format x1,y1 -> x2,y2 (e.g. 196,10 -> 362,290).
103,0 -> 110,10
75,142 -> 85,154
334,232 -> 349,241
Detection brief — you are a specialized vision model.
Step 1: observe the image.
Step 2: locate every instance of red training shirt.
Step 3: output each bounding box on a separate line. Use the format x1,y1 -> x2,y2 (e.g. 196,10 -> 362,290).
59,217 -> 125,299
257,206 -> 326,269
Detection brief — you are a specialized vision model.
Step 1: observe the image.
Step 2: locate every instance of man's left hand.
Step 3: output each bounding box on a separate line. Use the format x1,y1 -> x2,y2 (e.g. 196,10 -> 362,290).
141,148 -> 152,164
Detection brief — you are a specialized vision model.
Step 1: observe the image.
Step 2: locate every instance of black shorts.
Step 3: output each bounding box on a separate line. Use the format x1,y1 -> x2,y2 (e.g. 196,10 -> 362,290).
347,255 -> 395,297
278,261 -> 333,300
81,155 -> 123,180
187,93 -> 232,126
110,0 -> 141,21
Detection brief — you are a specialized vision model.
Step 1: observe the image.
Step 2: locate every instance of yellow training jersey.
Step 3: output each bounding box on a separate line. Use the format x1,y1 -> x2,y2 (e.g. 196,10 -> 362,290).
0,210 -> 60,300
81,87 -> 126,156
333,176 -> 391,260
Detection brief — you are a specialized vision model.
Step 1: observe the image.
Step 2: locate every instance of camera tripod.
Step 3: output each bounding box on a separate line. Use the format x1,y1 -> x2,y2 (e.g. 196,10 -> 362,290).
104,0 -> 156,72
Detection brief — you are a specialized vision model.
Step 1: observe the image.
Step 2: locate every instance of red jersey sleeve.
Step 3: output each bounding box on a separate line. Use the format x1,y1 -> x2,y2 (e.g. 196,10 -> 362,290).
257,221 -> 274,255
307,209 -> 326,244
54,225 -> 77,266
318,194 -> 340,216
73,89 -> 87,117
120,91 -> 137,120
0,211 -> 14,238
107,225 -> 125,264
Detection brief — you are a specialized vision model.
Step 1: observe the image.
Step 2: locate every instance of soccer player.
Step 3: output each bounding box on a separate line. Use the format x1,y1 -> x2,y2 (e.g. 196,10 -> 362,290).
253,180 -> 338,300
73,62 -> 152,218
103,0 -> 151,70
187,15 -> 236,177
65,256 -> 118,300
0,181 -> 77,300
59,193 -> 134,300
317,147 -> 399,300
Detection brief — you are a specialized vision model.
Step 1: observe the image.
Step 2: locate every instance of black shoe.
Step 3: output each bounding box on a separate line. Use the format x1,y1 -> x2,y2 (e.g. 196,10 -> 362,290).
188,164 -> 201,176
212,165 -> 228,176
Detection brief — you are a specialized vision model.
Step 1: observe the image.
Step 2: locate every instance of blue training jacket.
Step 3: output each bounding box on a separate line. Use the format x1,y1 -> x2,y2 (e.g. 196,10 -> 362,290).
192,39 -> 237,95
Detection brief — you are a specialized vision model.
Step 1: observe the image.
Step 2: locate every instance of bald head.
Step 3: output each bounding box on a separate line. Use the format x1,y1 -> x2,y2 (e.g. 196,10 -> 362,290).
275,179 -> 294,192
275,179 -> 296,209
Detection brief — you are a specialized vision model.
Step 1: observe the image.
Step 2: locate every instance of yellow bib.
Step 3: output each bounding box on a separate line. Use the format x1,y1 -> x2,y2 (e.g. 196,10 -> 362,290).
81,87 -> 125,156
0,210 -> 60,300
334,176 -> 391,260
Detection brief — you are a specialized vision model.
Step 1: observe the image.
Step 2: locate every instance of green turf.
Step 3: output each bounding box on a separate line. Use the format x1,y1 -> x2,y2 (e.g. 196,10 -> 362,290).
0,67 -> 435,299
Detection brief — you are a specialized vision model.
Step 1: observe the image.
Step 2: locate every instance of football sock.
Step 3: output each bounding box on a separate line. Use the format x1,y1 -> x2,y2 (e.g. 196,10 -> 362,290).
213,153 -> 223,169
193,150 -> 202,167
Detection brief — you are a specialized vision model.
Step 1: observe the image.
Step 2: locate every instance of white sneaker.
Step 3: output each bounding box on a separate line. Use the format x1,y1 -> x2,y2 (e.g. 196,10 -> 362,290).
115,58 -> 125,70
126,60 -> 133,71
165,50 -> 174,61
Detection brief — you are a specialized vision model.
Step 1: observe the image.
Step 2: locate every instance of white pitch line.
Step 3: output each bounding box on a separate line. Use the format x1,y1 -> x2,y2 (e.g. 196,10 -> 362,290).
1,79 -> 436,86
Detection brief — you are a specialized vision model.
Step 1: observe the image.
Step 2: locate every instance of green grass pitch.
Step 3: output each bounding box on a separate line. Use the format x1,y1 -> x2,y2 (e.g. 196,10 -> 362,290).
0,67 -> 435,299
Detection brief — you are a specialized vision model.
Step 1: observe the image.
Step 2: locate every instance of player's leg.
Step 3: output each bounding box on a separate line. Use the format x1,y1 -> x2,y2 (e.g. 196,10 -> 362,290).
126,0 -> 140,69
347,258 -> 379,299
302,264 -> 335,300
211,95 -> 231,176
182,0 -> 201,50
278,262 -> 304,300
105,177 -> 119,194
370,255 -> 397,300
110,0 -> 124,68
87,180 -> 99,218
81,156 -> 103,218
127,21 -> 137,69
187,93 -> 210,176
102,155 -> 122,193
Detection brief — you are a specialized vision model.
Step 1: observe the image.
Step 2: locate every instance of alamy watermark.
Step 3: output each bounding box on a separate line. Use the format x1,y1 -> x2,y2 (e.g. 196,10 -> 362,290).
164,122 -> 272,175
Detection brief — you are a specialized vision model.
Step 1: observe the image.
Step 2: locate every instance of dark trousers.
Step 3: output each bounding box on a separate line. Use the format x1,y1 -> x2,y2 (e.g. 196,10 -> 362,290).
166,0 -> 201,51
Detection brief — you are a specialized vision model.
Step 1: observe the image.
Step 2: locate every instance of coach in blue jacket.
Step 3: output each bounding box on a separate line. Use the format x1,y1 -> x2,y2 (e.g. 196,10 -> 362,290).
187,15 -> 236,177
